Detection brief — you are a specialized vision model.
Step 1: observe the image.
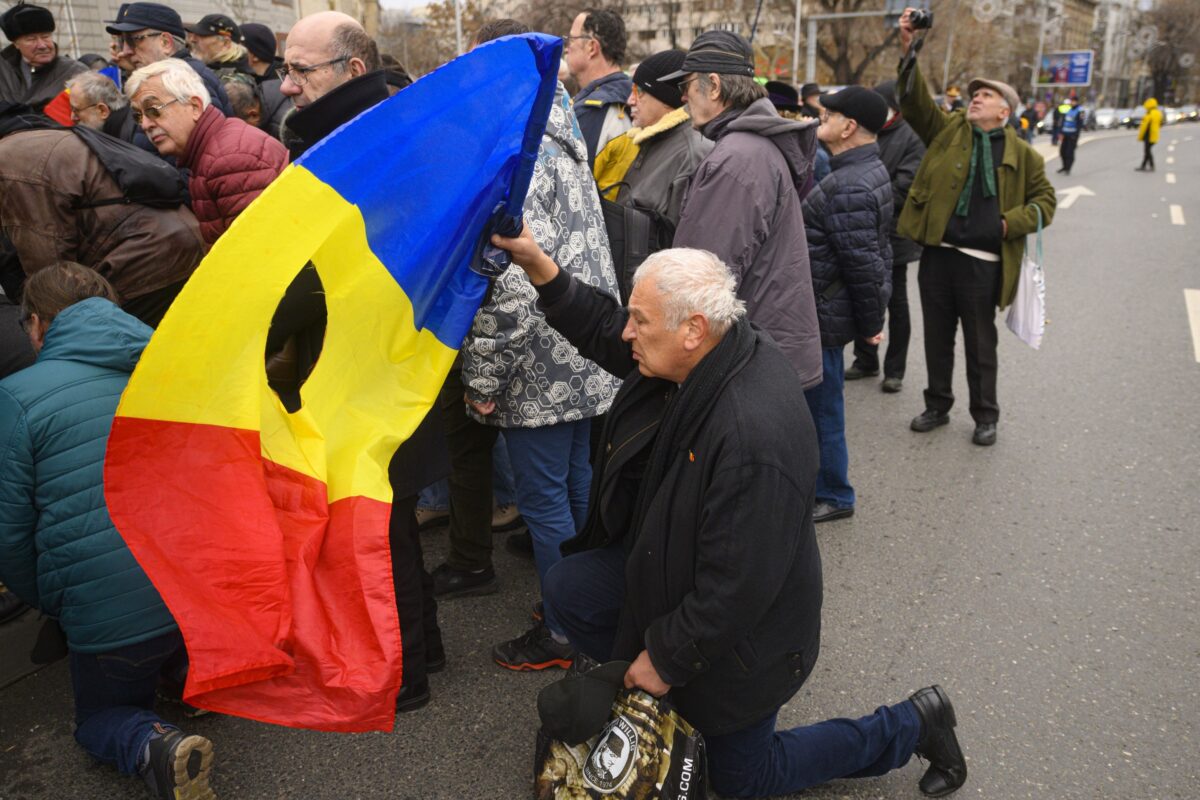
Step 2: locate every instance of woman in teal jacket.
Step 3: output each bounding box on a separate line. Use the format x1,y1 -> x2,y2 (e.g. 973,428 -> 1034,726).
0,263 -> 215,800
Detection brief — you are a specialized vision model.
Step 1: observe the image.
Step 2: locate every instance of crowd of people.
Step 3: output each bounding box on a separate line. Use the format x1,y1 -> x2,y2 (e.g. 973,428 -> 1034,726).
0,2 -> 1065,798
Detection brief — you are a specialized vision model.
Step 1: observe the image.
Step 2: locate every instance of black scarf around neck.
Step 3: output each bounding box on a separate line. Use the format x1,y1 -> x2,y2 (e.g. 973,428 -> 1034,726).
629,316 -> 756,535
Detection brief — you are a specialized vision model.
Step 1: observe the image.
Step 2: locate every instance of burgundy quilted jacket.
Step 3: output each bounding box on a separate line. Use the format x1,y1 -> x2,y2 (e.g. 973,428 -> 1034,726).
180,105 -> 288,248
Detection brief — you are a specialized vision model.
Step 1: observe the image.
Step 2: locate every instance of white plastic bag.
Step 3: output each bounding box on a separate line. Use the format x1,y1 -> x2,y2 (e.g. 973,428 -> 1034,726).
1005,204 -> 1046,349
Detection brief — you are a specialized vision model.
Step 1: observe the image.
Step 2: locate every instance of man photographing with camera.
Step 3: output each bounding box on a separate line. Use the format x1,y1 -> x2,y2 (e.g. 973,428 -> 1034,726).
896,6 -> 1056,447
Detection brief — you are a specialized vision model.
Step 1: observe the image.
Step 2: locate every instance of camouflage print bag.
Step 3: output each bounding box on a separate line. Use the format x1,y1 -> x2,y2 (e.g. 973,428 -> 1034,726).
534,690 -> 707,800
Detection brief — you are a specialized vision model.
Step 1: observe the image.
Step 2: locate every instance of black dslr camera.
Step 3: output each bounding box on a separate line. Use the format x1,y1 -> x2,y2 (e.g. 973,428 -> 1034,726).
909,8 -> 933,29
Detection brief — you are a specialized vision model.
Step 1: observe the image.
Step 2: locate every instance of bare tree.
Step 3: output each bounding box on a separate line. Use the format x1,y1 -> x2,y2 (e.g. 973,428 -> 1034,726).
1143,0 -> 1200,103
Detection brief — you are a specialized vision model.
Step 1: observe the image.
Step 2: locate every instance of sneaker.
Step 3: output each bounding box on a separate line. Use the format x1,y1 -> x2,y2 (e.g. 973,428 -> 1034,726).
140,725 -> 215,800
813,501 -> 854,523
881,377 -> 903,393
844,362 -> 879,380
415,507 -> 449,532
505,530 -> 534,558
492,623 -> 574,671
491,503 -> 525,533
431,563 -> 498,599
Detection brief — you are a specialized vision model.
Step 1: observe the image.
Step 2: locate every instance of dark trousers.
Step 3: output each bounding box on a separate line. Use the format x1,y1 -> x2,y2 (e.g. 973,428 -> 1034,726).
1140,139 -> 1155,170
388,492 -> 440,687
1059,132 -> 1078,172
437,358 -> 499,572
69,630 -> 186,775
852,261 -> 911,379
918,247 -> 1001,424
542,547 -> 922,797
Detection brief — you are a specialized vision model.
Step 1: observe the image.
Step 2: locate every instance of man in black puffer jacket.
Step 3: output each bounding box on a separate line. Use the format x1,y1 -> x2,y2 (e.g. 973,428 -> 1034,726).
801,86 -> 893,523
846,80 -> 926,392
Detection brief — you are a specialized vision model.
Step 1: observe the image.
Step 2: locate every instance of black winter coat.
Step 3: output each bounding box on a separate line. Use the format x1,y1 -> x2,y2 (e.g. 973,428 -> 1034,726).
538,272 -> 824,736
876,115 -> 925,265
802,143 -> 893,348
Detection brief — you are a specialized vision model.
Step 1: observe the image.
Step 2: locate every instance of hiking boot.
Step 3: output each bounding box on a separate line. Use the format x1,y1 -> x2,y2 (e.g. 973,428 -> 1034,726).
491,503 -> 525,532
492,623 -> 574,671
910,409 -> 950,433
881,377 -> 903,393
431,563 -> 497,599
909,685 -> 968,797
139,725 -> 215,800
415,507 -> 449,532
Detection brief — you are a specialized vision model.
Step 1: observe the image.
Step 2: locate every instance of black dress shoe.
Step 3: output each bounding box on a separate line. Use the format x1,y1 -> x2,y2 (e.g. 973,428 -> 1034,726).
972,422 -> 997,446
426,640 -> 446,673
813,502 -> 854,523
909,685 -> 968,797
844,363 -> 879,380
911,409 -> 950,432
396,678 -> 430,713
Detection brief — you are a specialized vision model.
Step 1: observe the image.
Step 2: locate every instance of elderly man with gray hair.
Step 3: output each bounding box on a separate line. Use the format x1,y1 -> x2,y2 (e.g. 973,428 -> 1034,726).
897,7 -> 1055,447
128,58 -> 287,248
492,229 -> 968,798
65,71 -> 153,151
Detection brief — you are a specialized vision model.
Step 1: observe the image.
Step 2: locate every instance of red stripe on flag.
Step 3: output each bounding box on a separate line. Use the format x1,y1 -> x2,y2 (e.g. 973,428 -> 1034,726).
42,89 -> 74,126
105,417 -> 402,732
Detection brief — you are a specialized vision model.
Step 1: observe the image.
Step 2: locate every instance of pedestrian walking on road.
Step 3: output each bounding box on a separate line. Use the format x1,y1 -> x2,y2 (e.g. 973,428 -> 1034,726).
895,7 -> 1056,447
1136,97 -> 1164,172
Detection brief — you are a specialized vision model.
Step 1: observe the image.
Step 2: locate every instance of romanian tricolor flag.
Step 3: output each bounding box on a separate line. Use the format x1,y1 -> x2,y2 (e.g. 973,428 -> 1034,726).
103,35 -> 561,732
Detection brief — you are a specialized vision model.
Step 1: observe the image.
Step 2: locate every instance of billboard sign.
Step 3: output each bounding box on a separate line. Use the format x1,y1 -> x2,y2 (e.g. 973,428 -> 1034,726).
1037,50 -> 1094,87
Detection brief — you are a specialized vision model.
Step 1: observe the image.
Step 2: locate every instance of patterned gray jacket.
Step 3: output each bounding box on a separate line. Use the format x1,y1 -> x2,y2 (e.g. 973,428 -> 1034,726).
462,82 -> 621,428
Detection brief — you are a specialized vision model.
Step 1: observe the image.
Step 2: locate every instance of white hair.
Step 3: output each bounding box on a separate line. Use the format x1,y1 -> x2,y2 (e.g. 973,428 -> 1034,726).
67,71 -> 127,110
631,248 -> 747,334
126,58 -> 211,109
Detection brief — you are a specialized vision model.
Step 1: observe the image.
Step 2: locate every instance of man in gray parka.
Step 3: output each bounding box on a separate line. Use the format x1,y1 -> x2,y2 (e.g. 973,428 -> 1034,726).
666,31 -> 823,389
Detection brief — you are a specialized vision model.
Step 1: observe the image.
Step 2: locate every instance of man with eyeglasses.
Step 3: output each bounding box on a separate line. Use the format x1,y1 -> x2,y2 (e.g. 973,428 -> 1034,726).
564,9 -> 632,166
665,30 -> 824,393
272,10 -> 450,715
0,2 -> 86,113
104,2 -> 232,116
65,70 -> 159,154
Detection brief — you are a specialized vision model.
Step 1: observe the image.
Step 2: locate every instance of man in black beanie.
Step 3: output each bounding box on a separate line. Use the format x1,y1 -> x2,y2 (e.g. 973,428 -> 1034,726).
0,2 -> 86,112
593,48 -> 712,299
799,85 -> 893,523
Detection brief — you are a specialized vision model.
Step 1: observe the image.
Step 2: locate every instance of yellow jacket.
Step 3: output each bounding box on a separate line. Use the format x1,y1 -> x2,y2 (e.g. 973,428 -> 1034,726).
1138,98 -> 1163,144
592,107 -> 692,201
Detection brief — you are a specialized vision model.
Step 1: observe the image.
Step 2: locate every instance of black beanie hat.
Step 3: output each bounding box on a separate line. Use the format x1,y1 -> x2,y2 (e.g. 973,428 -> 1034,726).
633,49 -> 686,109
873,79 -> 899,112
240,23 -> 277,64
820,85 -> 889,134
1,2 -> 55,40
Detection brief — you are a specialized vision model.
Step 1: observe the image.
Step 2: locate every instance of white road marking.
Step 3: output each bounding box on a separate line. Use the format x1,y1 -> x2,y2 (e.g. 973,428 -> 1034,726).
1167,156 -> 1176,165
1167,173 -> 1177,184
1056,185 -> 1095,209
1186,290 -> 1200,362
1170,205 -> 1186,225
1168,145 -> 1176,152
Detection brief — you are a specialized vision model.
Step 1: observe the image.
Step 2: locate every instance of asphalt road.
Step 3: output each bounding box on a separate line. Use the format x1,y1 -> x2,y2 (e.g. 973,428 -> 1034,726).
1,127 -> 1198,800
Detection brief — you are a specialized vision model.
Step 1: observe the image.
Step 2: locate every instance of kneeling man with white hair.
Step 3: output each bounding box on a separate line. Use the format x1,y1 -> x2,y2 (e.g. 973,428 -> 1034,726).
492,229 -> 969,798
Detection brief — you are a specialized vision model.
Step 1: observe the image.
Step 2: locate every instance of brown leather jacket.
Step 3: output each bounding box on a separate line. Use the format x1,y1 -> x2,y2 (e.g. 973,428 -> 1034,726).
0,129 -> 203,303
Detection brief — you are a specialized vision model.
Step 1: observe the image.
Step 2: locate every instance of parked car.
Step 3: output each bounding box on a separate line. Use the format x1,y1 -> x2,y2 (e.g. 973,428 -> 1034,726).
1164,107 -> 1183,125
1124,106 -> 1146,129
1181,104 -> 1199,122
1092,107 -> 1120,129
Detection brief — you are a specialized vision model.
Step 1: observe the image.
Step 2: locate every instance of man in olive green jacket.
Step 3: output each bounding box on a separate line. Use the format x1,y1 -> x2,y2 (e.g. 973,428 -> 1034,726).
895,8 -> 1055,447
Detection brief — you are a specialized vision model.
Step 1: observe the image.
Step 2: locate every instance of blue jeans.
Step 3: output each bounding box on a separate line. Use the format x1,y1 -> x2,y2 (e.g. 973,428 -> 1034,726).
545,548 -> 922,797
418,433 -> 517,510
503,419 -> 592,592
69,630 -> 186,775
804,347 -> 854,508
543,545 -> 626,661
705,701 -> 921,797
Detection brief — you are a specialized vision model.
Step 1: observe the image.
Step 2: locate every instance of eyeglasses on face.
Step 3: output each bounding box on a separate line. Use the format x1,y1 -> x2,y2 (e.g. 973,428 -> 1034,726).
132,98 -> 180,124
562,34 -> 594,46
70,102 -> 101,119
276,57 -> 349,86
120,31 -> 159,49
677,76 -> 700,96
